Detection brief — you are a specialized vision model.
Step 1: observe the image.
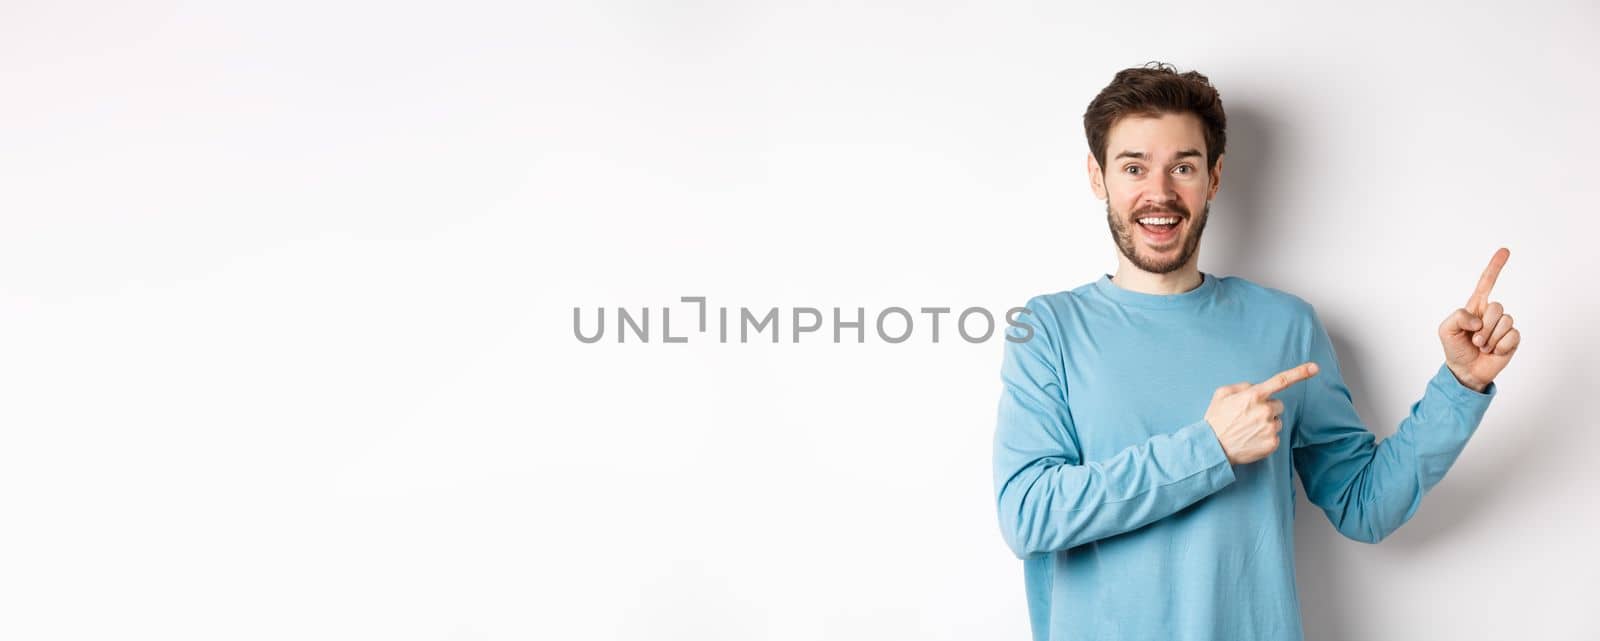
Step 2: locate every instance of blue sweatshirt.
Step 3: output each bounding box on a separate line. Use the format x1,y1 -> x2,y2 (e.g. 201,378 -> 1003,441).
992,272 -> 1496,641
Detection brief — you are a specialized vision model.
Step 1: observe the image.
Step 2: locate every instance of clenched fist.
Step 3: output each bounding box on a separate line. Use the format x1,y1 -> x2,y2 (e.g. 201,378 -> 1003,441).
1440,248 -> 1520,393
1205,362 -> 1320,465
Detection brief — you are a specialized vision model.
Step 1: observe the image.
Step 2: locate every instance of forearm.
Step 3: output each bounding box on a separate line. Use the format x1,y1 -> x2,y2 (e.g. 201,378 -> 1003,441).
1296,362 -> 1496,543
995,419 -> 1236,560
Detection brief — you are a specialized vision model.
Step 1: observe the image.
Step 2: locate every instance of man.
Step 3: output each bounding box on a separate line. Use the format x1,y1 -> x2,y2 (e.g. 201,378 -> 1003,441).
990,62 -> 1520,641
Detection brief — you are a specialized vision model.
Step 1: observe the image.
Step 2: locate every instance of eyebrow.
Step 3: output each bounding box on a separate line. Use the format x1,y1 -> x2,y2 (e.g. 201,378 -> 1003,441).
1114,149 -> 1204,162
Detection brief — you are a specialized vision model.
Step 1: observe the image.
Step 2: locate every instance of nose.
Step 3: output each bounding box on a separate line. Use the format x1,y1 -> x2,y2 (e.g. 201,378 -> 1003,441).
1142,173 -> 1180,210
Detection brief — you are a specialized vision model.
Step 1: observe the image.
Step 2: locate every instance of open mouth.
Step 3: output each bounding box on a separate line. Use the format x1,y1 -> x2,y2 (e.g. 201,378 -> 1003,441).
1135,215 -> 1182,244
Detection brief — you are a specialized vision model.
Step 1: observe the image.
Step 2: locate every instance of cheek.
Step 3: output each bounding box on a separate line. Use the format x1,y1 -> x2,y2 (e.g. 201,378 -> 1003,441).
1113,194 -> 1141,213
1104,185 -> 1140,209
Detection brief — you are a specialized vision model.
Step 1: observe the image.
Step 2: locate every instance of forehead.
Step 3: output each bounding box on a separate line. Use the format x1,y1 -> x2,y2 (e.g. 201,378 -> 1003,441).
1106,112 -> 1207,158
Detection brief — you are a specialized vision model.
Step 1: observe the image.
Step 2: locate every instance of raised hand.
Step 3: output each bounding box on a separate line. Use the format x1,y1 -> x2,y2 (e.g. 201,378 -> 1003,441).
1206,362 -> 1320,465
1439,248 -> 1520,392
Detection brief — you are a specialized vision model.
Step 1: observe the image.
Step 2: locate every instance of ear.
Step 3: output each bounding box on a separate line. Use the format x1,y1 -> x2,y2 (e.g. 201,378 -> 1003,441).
1207,153 -> 1224,201
1087,152 -> 1107,200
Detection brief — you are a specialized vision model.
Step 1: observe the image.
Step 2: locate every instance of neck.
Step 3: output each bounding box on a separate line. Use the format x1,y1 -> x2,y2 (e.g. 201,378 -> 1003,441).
1110,253 -> 1204,295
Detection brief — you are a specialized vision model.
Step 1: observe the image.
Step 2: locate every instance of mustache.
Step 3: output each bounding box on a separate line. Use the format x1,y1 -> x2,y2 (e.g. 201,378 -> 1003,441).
1130,202 -> 1191,218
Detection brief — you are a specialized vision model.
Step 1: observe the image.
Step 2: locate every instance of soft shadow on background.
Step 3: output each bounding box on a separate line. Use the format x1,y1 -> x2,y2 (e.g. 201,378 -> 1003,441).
1213,100 -> 1586,641
1209,101 -> 1531,641
1207,100 -> 1350,641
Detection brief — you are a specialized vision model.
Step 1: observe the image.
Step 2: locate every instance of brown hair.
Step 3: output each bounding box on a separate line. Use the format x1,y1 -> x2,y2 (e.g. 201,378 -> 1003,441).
1083,61 -> 1226,173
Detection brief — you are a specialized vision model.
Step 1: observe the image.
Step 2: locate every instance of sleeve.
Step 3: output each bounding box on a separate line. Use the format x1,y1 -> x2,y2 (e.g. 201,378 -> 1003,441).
992,297 -> 1238,561
1291,305 -> 1497,544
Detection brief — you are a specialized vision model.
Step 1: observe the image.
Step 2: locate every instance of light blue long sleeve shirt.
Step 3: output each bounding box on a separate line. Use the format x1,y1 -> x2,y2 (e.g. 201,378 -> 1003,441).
992,272 -> 1496,641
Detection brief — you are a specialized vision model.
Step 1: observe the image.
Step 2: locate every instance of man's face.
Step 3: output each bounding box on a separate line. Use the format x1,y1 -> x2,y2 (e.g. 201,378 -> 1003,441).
1089,112 -> 1223,274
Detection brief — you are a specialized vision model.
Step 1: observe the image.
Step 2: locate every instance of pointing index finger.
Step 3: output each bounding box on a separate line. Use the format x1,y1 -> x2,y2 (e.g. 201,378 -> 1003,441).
1467,247 -> 1510,314
1251,362 -> 1321,397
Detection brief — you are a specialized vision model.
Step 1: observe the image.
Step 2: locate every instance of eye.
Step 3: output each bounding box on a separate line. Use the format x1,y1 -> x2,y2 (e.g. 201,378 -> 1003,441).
1123,165 -> 1143,176
1173,164 -> 1194,175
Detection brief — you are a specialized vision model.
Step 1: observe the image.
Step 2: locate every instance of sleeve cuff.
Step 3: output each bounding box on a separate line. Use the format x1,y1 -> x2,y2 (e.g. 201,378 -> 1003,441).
1431,362 -> 1498,403
1182,419 -> 1236,488
1414,362 -> 1497,446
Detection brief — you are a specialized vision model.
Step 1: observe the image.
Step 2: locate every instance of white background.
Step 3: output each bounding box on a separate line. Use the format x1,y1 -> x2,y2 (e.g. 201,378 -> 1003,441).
2,1 -> 1596,639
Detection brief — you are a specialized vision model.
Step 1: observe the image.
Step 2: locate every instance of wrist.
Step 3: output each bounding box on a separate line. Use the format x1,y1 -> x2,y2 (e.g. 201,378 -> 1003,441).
1445,362 -> 1489,393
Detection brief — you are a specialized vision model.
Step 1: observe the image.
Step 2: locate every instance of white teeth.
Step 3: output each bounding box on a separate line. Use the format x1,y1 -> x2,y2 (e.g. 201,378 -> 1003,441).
1138,216 -> 1179,225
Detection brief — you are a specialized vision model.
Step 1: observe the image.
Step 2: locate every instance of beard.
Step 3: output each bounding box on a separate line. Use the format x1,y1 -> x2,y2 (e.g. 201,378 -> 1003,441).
1105,199 -> 1210,275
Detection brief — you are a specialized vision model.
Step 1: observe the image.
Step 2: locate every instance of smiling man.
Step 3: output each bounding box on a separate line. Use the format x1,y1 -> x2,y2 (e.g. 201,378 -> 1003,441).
991,62 -> 1521,641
